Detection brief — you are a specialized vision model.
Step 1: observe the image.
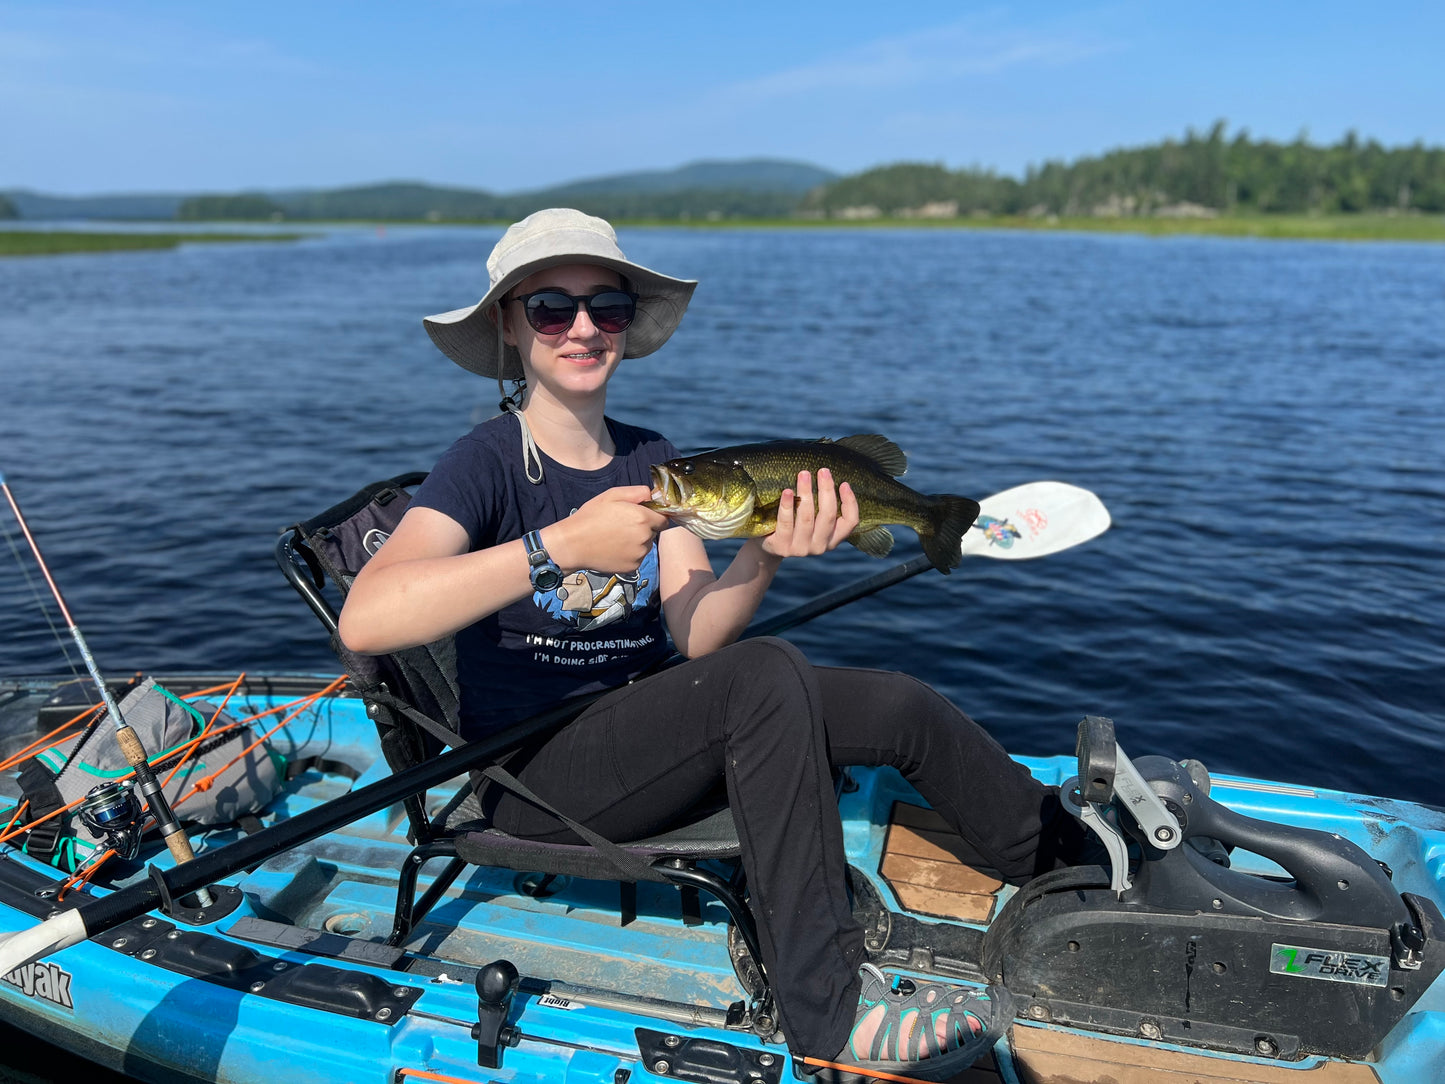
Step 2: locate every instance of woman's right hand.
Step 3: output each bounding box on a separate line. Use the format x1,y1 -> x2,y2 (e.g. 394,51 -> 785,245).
545,486 -> 668,573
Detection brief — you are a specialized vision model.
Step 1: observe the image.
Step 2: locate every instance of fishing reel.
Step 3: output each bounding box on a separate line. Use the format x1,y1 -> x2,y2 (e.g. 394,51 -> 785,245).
78,780 -> 145,860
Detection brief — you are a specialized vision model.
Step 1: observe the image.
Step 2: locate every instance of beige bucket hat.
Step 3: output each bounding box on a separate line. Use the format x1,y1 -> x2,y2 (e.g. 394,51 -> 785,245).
423,208 -> 698,381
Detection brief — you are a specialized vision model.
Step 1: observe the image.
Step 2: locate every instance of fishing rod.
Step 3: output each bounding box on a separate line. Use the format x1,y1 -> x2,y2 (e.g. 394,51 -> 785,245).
0,472 -> 213,907
0,478 -> 1109,976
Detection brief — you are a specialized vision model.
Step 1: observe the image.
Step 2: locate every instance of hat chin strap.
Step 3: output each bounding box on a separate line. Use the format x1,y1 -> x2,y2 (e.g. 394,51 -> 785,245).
508,406 -> 545,485
495,301 -> 545,485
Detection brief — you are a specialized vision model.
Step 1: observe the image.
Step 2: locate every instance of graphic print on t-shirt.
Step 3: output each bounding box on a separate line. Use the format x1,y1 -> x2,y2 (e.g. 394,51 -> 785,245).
533,546 -> 658,632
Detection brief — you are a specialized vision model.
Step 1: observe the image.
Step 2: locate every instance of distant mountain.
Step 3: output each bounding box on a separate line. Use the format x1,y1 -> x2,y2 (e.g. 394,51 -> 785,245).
259,182 -> 506,221
7,159 -> 837,222
2,189 -> 189,220
536,159 -> 836,197
254,160 -> 836,221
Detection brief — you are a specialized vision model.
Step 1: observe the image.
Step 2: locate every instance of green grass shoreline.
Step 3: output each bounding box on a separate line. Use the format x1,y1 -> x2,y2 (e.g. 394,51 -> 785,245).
334,212 -> 1445,242
0,230 -> 302,257
633,212 -> 1445,242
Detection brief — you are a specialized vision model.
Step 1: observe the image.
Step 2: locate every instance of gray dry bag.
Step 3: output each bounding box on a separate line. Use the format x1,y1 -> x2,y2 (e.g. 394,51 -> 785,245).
15,677 -> 283,871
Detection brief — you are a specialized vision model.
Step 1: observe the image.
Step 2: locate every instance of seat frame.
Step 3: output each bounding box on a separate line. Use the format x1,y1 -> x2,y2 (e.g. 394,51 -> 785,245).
275,473 -> 774,1025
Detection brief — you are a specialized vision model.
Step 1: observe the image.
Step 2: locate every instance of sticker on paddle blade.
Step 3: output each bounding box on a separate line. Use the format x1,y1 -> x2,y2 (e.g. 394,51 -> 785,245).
1270,944 -> 1388,987
976,514 -> 1023,549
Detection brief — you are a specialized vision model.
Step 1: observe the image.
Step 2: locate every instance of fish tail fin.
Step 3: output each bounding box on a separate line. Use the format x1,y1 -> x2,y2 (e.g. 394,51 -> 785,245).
921,495 -> 981,574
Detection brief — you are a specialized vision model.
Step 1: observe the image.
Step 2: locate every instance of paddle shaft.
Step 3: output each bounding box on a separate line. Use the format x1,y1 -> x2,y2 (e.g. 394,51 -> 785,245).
82,555 -> 975,921
68,549 -> 962,924
745,554 -> 931,640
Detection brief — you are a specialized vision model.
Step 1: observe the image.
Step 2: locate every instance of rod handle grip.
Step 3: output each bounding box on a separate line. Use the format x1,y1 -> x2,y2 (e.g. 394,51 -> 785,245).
163,827 -> 198,865
116,726 -> 148,767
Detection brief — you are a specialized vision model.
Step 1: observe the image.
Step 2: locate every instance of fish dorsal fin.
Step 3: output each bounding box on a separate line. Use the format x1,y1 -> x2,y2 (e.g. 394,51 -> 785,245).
847,525 -> 895,558
835,434 -> 908,477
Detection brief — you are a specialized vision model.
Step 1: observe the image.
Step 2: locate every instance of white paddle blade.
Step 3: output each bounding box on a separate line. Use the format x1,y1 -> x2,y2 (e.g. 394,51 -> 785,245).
962,481 -> 1110,560
0,908 -> 88,978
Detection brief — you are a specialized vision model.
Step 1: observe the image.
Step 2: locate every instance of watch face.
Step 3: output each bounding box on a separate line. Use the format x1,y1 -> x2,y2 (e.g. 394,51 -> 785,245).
532,566 -> 563,592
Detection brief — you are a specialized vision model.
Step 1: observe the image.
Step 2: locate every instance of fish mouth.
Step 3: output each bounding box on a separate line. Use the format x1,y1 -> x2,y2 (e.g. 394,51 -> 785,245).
649,465 -> 689,509
647,463 -> 756,539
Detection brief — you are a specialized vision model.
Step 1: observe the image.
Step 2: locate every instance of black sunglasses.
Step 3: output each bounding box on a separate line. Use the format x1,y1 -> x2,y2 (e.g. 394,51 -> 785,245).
510,289 -> 638,336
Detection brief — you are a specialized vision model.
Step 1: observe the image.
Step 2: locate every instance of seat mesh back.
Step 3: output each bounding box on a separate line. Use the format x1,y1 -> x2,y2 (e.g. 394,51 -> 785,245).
289,474 -> 461,762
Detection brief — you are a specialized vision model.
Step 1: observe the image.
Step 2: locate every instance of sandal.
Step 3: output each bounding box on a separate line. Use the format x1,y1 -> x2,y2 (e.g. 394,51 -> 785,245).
813,963 -> 1014,1081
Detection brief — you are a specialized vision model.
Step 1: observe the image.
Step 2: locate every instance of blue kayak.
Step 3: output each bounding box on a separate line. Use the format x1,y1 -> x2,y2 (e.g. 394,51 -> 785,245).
0,673 -> 1441,1084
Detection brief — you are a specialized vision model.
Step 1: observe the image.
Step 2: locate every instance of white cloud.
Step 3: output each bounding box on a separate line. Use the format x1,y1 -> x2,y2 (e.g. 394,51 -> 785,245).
709,14 -> 1119,107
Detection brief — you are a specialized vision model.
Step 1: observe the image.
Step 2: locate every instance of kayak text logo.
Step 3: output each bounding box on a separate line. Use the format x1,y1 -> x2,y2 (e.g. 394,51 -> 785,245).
2,960 -> 75,1009
1269,944 -> 1388,987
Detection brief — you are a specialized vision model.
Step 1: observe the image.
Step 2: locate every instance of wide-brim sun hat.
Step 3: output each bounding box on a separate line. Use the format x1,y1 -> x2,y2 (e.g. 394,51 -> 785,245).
423,207 -> 698,381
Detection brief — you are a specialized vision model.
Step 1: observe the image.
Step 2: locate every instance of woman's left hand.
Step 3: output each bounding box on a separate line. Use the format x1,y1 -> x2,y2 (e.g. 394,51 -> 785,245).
759,468 -> 860,559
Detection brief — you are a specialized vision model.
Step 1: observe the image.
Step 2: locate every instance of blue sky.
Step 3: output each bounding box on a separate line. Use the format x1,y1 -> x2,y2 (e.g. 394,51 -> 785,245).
3,1 -> 1441,195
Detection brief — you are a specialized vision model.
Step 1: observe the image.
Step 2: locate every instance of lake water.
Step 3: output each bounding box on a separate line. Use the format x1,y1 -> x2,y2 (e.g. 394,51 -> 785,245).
2,224 -> 1442,821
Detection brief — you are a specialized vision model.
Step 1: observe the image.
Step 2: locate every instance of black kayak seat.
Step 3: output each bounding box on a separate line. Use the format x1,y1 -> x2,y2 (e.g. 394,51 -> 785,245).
275,474 -> 769,1009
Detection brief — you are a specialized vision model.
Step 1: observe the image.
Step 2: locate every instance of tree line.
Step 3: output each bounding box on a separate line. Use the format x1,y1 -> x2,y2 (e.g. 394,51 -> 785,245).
176,185 -> 806,223
167,124 -> 1445,222
802,123 -> 1445,218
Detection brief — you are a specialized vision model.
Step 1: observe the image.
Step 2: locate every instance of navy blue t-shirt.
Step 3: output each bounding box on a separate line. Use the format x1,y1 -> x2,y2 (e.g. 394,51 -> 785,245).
410,412 -> 679,739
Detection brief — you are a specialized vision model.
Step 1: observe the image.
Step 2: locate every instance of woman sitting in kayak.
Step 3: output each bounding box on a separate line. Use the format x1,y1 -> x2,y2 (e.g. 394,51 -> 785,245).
338,208 -> 1092,1080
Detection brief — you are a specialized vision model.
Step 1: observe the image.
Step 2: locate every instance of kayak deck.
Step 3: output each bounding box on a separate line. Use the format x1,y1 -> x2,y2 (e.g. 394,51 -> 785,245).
0,674 -> 1442,1084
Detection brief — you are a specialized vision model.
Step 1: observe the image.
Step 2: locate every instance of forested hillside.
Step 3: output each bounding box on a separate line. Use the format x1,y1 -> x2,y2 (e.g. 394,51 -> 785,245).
803,124 -> 1445,218
175,160 -> 835,222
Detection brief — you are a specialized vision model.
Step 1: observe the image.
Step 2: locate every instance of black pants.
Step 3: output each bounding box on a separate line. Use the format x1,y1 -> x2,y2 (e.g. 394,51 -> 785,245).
486,638 -> 1085,1059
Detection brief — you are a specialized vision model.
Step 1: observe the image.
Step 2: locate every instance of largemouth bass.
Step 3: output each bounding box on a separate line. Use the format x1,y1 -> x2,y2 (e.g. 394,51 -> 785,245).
645,435 -> 980,574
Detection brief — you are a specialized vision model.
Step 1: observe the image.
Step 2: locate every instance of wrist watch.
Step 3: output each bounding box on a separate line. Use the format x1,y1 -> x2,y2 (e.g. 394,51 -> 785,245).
523,530 -> 564,591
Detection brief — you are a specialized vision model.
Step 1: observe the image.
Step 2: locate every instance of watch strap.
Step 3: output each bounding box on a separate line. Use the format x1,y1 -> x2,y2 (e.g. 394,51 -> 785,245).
523,529 -> 563,590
